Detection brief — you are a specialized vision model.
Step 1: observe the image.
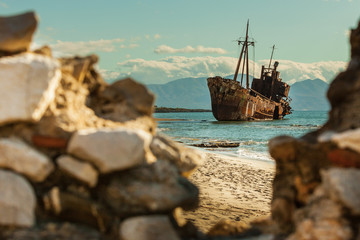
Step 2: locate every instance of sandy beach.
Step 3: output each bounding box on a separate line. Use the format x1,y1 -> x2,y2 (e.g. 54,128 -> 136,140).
183,151 -> 275,233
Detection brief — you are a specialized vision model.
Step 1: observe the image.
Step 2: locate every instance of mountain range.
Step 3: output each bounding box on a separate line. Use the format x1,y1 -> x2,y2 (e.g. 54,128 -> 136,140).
147,77 -> 330,111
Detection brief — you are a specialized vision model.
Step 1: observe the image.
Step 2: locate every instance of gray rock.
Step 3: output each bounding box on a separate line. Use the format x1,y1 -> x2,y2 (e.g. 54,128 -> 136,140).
0,138 -> 54,182
67,127 -> 153,173
268,135 -> 297,162
56,155 -> 98,187
0,11 -> 37,53
100,77 -> 155,116
0,170 -> 36,227
43,187 -> 112,231
99,159 -> 199,215
0,53 -> 61,126
322,168 -> 360,215
0,222 -> 102,240
150,134 -> 204,176
290,218 -> 353,240
119,215 -> 180,240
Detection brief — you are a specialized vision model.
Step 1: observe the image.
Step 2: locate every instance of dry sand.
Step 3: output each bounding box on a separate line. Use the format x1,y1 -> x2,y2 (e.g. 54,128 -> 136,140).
183,151 -> 275,233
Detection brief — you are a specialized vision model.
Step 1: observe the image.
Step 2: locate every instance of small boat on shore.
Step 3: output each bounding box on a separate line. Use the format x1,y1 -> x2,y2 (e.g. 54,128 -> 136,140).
207,21 -> 292,121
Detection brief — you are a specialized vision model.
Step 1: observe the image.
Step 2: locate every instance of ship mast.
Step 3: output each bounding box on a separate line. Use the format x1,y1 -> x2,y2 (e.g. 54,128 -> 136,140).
268,45 -> 276,69
233,20 -> 255,89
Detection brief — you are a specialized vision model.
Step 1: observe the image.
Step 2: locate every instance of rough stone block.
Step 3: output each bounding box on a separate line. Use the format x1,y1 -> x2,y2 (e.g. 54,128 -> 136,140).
99,159 -> 199,215
119,215 -> 180,240
331,128 -> 360,154
0,170 -> 36,227
56,155 -> 98,187
0,11 -> 37,53
67,127 -> 152,173
322,168 -> 360,215
150,134 -> 204,176
0,138 -> 54,182
0,53 -> 61,125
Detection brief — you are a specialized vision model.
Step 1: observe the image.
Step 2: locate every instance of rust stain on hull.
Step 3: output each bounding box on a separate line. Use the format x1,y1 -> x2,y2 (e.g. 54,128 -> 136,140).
208,77 -> 291,121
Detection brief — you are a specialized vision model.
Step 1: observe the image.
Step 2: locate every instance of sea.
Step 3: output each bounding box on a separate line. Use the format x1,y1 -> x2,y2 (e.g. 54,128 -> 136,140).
154,111 -> 328,163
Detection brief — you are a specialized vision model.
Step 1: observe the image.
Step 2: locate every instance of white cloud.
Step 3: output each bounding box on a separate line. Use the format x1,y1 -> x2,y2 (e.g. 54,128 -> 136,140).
266,60 -> 347,84
50,38 -> 125,57
117,56 -> 236,84
120,43 -> 139,49
115,56 -> 347,85
145,34 -> 161,40
98,69 -> 122,82
154,45 -> 227,54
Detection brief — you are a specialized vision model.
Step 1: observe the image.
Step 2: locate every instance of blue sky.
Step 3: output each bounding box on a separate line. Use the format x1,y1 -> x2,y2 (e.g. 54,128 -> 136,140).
1,0 -> 359,84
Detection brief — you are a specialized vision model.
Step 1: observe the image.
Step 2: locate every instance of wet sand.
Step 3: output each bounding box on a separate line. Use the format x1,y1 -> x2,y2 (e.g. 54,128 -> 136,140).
183,152 -> 275,233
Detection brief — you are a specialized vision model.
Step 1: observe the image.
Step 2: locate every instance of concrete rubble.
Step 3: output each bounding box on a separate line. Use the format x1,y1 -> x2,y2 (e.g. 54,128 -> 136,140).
0,11 -> 204,240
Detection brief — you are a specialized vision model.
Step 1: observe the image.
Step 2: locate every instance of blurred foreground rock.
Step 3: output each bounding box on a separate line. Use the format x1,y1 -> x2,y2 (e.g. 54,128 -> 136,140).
265,20 -> 360,239
0,11 -> 37,54
0,170 -> 36,227
0,11 -> 204,240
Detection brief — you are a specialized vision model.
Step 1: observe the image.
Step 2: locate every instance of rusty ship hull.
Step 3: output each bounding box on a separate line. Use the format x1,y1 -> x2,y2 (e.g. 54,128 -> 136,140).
208,77 -> 289,121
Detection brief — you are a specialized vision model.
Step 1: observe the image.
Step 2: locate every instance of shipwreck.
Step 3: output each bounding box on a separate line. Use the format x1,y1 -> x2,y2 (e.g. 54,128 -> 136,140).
207,21 -> 292,121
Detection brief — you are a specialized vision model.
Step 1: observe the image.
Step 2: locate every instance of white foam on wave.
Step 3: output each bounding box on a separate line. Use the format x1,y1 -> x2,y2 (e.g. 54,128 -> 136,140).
236,148 -> 273,162
240,140 -> 268,146
157,128 -> 171,132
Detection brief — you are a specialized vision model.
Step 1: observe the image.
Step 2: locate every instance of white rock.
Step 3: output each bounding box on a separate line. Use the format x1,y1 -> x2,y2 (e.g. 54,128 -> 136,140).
0,170 -> 36,227
0,138 -> 54,182
119,215 -> 180,240
56,155 -> 98,187
322,168 -> 360,215
67,127 -> 153,173
318,130 -> 336,142
330,128 -> 360,154
150,134 -> 204,175
0,53 -> 61,126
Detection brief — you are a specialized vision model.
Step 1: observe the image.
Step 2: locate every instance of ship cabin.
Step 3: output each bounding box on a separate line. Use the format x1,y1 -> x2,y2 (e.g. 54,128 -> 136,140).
250,61 -> 290,103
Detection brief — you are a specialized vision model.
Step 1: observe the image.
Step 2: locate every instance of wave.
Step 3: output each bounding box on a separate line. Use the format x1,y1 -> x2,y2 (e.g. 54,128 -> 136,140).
289,124 -> 321,128
245,124 -> 321,130
157,128 -> 171,132
236,148 -> 273,162
239,140 -> 268,146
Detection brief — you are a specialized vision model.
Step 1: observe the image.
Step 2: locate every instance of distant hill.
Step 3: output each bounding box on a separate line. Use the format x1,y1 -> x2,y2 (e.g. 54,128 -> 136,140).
290,79 -> 330,111
147,77 -> 211,109
147,77 -> 330,111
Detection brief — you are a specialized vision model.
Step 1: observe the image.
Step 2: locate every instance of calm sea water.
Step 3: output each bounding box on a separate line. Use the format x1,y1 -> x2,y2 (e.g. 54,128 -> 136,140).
154,111 -> 328,162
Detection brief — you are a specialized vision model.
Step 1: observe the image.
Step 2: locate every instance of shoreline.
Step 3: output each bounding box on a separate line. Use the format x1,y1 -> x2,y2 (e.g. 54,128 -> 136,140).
155,107 -> 211,113
183,151 -> 275,233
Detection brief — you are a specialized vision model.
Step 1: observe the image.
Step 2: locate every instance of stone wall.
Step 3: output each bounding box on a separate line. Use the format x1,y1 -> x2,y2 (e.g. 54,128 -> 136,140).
0,11 -> 204,240
267,20 -> 360,240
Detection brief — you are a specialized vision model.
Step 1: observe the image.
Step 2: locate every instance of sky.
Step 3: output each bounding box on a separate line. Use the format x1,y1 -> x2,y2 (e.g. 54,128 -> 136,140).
1,0 -> 359,84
